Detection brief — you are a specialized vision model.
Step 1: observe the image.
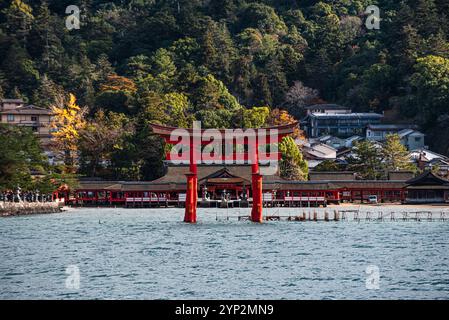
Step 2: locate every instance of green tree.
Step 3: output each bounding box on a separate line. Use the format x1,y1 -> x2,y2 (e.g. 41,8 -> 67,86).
78,111 -> 132,177
279,136 -> 308,181
382,134 -> 418,174
201,20 -> 236,83
163,92 -> 193,128
415,0 -> 440,37
239,3 -> 288,35
410,55 -> 449,123
348,140 -> 383,180
0,124 -> 47,191
242,106 -> 270,128
2,0 -> 34,48
29,0 -> 64,75
314,160 -> 341,172
191,74 -> 241,112
31,74 -> 64,108
1,43 -> 40,96
149,48 -> 177,92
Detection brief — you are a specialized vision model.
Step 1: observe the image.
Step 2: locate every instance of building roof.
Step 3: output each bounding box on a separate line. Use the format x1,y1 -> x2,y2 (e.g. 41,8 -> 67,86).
398,129 -> 424,138
77,181 -> 124,190
76,178 -> 409,192
345,135 -> 363,142
271,181 -> 341,191
309,172 -> 355,181
338,181 -> 407,189
199,167 -> 251,185
310,112 -> 383,119
305,104 -> 349,110
409,149 -> 448,162
406,170 -> 449,187
151,165 -> 283,185
121,182 -> 185,192
336,147 -> 353,158
1,99 -> 24,103
367,124 -> 417,131
388,171 -> 415,181
312,135 -> 345,144
307,160 -> 324,168
0,105 -> 52,115
303,143 -> 337,159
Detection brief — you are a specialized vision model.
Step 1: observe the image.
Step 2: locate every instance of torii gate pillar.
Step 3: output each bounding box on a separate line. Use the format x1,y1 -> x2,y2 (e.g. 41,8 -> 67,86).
251,140 -> 263,223
185,173 -> 197,223
184,141 -> 198,223
251,173 -> 263,223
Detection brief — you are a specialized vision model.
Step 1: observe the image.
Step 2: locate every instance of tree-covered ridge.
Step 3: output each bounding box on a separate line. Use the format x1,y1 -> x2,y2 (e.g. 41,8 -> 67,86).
0,0 -> 448,180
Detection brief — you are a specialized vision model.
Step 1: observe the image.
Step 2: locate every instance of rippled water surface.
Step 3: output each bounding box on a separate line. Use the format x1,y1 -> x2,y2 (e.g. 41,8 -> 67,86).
1,207 -> 449,299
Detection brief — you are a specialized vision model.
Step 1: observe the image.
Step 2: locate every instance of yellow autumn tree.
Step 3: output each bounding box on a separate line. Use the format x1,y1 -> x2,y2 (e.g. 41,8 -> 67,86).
266,108 -> 304,139
50,94 -> 87,172
100,74 -> 137,94
12,0 -> 34,18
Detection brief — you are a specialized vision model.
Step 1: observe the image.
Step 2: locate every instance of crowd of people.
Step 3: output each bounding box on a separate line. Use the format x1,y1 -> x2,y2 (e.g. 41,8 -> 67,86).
0,189 -> 54,203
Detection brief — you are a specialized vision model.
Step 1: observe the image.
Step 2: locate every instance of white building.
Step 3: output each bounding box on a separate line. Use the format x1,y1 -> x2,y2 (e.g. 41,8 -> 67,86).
366,124 -> 417,141
398,129 -> 425,150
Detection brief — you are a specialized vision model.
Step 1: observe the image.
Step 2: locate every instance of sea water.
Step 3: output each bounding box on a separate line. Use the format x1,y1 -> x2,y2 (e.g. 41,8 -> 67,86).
1,207 -> 448,299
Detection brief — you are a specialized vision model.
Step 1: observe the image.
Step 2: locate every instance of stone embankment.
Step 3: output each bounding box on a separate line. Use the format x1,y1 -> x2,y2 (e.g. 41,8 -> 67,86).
0,202 -> 64,217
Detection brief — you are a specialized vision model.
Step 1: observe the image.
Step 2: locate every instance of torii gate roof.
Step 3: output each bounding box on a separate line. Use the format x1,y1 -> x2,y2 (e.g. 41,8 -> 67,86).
149,122 -> 298,142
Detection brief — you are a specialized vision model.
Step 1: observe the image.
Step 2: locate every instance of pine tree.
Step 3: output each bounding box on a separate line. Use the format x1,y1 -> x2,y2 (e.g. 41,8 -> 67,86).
348,140 -> 383,180
426,29 -> 449,58
31,74 -> 64,108
415,0 -> 440,37
30,0 -> 64,74
382,134 -> 417,174
265,57 -> 288,106
201,20 -> 237,84
2,0 -> 34,48
94,54 -> 114,89
253,73 -> 272,107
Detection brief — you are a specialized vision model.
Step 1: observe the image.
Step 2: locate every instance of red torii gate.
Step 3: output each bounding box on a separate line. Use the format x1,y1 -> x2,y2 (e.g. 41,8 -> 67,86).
150,122 -> 298,223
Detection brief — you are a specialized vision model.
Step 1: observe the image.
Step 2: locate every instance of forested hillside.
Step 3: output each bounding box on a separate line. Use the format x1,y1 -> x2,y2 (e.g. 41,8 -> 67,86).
1,0 -> 448,180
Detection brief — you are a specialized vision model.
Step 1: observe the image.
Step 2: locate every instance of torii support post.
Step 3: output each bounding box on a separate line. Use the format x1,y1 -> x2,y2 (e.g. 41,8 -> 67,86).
185,173 -> 197,223
184,140 -> 198,223
250,139 -> 263,223
251,173 -> 263,223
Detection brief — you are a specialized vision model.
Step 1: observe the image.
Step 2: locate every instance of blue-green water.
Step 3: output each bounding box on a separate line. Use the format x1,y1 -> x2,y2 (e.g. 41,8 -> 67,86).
1,207 -> 449,299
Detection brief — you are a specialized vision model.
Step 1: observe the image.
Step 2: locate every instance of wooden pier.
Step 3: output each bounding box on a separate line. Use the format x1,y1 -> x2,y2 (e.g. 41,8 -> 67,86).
228,209 -> 449,222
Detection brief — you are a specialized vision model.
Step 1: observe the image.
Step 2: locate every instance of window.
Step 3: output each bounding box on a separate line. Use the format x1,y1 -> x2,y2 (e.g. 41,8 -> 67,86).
415,137 -> 421,142
7,114 -> 14,122
32,126 -> 38,132
31,116 -> 38,122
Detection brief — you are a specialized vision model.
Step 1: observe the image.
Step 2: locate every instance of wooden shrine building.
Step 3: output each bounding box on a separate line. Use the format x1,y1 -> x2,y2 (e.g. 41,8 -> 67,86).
405,171 -> 449,204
